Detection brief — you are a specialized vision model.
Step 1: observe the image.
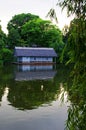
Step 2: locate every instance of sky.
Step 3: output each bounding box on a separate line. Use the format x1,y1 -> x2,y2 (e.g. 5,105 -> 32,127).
0,0 -> 73,34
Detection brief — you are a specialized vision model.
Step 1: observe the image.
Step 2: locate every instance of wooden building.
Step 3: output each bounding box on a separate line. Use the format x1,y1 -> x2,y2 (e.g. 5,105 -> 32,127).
14,47 -> 57,64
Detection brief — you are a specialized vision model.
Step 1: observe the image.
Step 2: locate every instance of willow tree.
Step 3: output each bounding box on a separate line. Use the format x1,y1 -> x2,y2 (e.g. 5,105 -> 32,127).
57,1 -> 86,129
58,0 -> 86,78
45,0 -> 86,129
58,0 -> 86,18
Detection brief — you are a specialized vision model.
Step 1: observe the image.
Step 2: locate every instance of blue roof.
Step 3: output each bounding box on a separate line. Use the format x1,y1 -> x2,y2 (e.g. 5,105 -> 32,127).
14,47 -> 57,57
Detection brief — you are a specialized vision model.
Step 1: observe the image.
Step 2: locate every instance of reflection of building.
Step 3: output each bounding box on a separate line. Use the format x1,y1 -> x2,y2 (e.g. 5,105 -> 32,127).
15,65 -> 57,81
18,65 -> 54,71
14,47 -> 57,64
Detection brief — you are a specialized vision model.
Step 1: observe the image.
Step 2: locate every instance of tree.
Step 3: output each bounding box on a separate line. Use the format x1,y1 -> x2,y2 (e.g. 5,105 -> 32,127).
47,0 -> 86,64
0,21 -> 13,65
7,13 -> 39,31
0,24 -> 8,65
57,1 -> 86,129
57,0 -> 86,76
58,0 -> 86,18
7,27 -> 21,48
7,13 -> 39,48
1,48 -> 13,64
0,24 -> 7,48
46,8 -> 58,23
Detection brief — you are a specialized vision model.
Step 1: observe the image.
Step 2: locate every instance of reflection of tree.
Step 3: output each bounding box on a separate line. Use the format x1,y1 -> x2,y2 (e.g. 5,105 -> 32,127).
7,64 -> 73,110
7,80 -> 60,110
0,65 -> 14,104
65,74 -> 86,130
55,64 -> 86,130
0,85 -> 5,103
58,83 -> 68,103
0,64 -> 71,111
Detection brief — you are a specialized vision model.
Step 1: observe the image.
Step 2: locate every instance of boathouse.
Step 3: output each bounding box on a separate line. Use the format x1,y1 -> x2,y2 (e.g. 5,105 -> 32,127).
14,47 -> 57,64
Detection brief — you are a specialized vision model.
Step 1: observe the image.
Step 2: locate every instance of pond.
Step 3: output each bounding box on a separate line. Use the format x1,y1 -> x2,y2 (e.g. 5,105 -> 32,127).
0,64 -> 71,130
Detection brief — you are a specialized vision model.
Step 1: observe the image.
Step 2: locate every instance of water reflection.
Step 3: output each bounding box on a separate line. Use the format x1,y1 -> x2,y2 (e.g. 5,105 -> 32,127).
0,64 -> 71,110
0,64 -> 71,130
0,64 -> 85,129
15,65 -> 57,81
0,64 -> 71,111
0,86 -> 5,103
58,83 -> 68,103
8,80 -> 59,110
18,64 -> 54,71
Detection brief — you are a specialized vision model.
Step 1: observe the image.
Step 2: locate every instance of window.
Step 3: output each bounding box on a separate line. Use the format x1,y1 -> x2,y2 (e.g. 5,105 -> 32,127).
46,58 -> 48,60
34,57 -> 36,60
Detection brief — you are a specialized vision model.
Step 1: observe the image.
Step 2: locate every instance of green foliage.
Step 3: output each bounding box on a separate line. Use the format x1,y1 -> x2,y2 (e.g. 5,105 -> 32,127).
57,0 -> 86,129
7,13 -> 39,30
58,0 -> 86,72
0,24 -> 8,65
57,0 -> 86,64
7,13 -> 39,48
63,18 -> 86,79
58,0 -> 86,18
46,8 -> 58,23
0,25 -> 7,48
1,48 -> 13,64
7,27 -> 21,48
65,72 -> 86,130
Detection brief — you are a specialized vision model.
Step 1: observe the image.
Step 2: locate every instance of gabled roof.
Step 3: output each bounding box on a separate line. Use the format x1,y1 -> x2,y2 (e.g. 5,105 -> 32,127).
14,47 -> 57,57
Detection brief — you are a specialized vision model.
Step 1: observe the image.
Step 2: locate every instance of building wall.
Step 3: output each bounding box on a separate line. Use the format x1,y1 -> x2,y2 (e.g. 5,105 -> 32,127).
17,57 -> 53,63
22,57 -> 30,62
30,57 -> 53,62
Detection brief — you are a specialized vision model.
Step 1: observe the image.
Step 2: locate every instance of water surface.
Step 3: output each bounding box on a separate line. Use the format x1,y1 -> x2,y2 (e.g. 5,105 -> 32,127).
0,64 -> 71,130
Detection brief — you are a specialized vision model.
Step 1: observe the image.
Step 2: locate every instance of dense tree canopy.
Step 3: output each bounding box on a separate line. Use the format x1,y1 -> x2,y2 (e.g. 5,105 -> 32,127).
7,13 -> 39,48
0,24 -> 12,65
7,13 -> 39,30
0,25 -> 7,48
